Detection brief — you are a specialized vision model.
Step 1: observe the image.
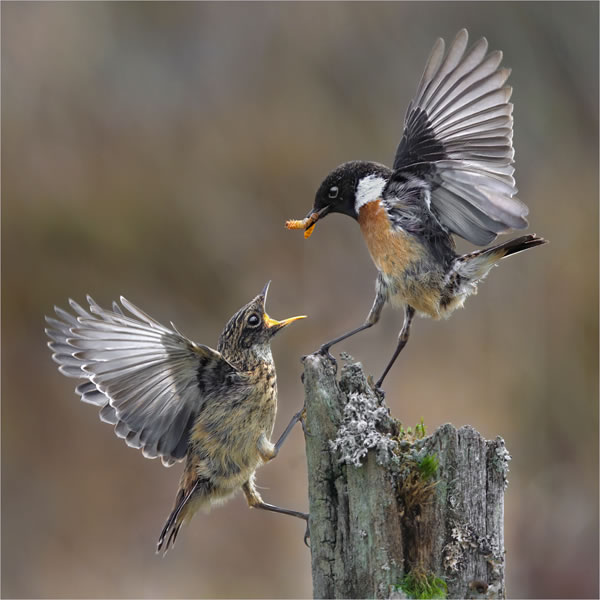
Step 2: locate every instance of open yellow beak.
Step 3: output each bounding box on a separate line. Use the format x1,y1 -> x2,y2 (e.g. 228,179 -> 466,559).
264,313 -> 307,329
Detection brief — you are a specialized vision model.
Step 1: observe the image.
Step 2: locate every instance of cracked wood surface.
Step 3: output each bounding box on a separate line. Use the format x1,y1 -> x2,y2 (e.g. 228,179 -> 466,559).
302,353 -> 508,599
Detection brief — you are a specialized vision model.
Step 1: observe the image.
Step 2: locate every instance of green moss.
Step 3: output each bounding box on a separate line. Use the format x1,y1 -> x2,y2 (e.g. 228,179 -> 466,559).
395,418 -> 427,443
417,453 -> 439,480
414,417 -> 427,439
397,570 -> 448,599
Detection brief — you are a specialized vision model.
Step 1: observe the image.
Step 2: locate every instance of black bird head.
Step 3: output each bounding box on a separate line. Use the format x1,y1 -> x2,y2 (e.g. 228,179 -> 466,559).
217,281 -> 306,365
290,161 -> 393,238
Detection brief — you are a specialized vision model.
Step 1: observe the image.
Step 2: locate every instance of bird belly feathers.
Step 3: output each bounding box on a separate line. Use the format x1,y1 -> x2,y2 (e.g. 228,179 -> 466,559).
180,375 -> 278,514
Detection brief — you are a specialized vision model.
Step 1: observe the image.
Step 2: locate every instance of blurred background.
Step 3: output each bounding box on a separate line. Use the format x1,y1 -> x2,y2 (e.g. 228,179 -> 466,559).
2,2 -> 598,598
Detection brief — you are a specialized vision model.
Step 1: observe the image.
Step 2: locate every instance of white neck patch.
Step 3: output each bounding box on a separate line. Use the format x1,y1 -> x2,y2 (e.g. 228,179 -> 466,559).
355,175 -> 387,212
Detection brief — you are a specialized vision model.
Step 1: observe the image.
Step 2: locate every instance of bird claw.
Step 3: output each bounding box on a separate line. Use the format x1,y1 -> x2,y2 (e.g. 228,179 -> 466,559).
374,385 -> 385,401
303,517 -> 311,548
367,375 -> 386,399
299,409 -> 314,438
317,346 -> 338,371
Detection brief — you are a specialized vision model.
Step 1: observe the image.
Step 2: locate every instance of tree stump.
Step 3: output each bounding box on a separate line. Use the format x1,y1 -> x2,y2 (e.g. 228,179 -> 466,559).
302,353 -> 509,599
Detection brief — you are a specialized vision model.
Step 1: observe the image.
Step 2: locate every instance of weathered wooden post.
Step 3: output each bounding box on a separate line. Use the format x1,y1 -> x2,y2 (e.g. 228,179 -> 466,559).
302,353 -> 509,599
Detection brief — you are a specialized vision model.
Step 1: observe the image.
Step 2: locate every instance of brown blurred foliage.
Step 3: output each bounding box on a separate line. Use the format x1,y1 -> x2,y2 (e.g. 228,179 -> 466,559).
2,2 -> 598,598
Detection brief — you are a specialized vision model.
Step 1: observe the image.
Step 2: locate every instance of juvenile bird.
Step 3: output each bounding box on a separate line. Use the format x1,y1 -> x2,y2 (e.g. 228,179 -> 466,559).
45,283 -> 307,554
286,29 -> 546,388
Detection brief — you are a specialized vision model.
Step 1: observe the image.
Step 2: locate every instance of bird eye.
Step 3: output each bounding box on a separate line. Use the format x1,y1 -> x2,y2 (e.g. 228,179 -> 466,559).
328,186 -> 339,199
247,313 -> 261,327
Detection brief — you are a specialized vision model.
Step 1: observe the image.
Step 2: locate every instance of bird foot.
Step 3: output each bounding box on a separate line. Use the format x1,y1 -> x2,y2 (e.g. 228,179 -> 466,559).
299,407 -> 314,438
368,374 -> 386,399
316,346 -> 338,370
303,516 -> 311,548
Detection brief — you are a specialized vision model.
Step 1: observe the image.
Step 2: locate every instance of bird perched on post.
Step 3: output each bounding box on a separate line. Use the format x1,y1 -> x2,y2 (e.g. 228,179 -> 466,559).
45,282 -> 307,554
286,29 -> 546,388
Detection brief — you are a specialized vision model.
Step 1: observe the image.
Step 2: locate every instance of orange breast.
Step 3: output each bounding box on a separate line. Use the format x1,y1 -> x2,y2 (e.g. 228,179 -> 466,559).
358,199 -> 442,318
357,199 -> 419,276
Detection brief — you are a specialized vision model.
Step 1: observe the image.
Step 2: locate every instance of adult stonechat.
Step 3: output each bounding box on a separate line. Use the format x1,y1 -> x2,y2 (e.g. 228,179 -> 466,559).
286,29 -> 546,388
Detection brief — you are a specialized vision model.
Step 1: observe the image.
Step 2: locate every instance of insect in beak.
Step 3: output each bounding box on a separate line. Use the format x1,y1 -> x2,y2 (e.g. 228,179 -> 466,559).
285,206 -> 330,239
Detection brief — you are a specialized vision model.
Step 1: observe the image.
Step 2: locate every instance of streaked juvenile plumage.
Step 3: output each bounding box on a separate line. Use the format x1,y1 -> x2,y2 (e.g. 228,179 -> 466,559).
45,282 -> 307,553
285,29 -> 547,388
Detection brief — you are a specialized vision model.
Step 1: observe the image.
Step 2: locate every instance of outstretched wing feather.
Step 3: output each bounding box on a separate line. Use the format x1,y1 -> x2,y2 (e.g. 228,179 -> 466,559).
46,297 -> 243,467
390,30 -> 527,245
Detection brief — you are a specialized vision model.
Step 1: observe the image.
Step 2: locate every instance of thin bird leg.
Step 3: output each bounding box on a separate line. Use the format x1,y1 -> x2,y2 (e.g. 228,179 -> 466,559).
242,482 -> 308,521
255,500 -> 311,547
273,407 -> 306,455
256,408 -> 306,465
375,305 -> 415,388
318,286 -> 386,360
318,323 -> 374,359
243,481 -> 310,546
250,500 -> 309,522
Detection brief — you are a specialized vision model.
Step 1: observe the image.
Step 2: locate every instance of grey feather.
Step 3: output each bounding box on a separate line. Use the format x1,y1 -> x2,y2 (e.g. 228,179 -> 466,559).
81,389 -> 108,406
58,364 -> 87,378
432,187 -> 503,245
115,420 -> 131,439
436,104 -> 513,137
440,169 -> 527,223
436,159 -> 515,180
126,429 -> 144,449
76,382 -> 108,407
440,167 -> 517,198
444,127 -> 512,143
412,37 -> 446,109
99,403 -> 119,425
419,30 -> 468,111
434,87 -> 513,131
68,299 -> 93,320
428,56 -> 507,121
112,301 -> 125,316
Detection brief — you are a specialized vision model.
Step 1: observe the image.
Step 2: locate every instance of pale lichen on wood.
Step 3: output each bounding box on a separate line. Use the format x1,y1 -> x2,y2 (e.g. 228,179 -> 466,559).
302,352 -> 508,599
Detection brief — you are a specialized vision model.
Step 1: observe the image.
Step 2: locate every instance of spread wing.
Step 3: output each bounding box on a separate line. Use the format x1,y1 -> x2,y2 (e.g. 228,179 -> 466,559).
45,296 -> 244,467
388,29 -> 528,245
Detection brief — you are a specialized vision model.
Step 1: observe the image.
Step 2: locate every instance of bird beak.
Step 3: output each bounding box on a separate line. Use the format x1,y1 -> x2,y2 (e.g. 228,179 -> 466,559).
264,313 -> 307,333
260,280 -> 271,301
285,206 -> 330,239
303,206 -> 331,239
259,281 -> 307,333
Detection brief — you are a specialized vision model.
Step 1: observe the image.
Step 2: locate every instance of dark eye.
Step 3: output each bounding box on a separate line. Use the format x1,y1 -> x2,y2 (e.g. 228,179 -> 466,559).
328,186 -> 339,199
247,313 -> 261,327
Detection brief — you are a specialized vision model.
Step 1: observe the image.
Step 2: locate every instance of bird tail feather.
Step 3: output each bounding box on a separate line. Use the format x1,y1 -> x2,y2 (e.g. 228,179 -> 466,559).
452,234 -> 547,283
477,233 -> 548,261
156,480 -> 199,555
